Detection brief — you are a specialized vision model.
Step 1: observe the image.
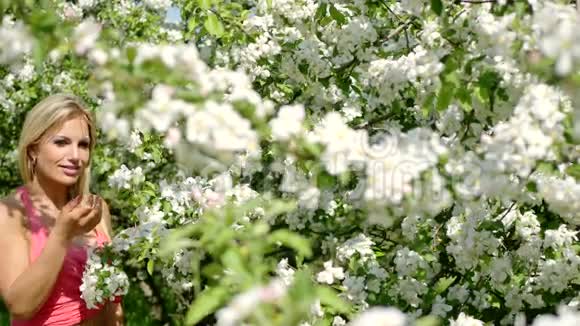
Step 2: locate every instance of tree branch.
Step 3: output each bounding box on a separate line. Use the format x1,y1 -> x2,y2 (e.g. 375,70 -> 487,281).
380,0 -> 403,22
384,19 -> 414,41
460,0 -> 496,3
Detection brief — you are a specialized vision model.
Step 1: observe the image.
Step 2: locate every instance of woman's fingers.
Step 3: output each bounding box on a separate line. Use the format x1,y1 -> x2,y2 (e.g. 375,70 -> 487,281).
69,196 -> 99,221
70,204 -> 94,220
78,206 -> 101,230
92,195 -> 102,210
63,195 -> 82,213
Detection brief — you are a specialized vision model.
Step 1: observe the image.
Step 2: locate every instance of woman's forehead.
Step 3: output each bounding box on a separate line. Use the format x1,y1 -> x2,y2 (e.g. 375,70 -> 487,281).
45,116 -> 91,140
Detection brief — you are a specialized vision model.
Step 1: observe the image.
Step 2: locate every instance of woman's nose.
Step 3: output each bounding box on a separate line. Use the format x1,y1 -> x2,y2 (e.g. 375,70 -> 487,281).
68,146 -> 81,161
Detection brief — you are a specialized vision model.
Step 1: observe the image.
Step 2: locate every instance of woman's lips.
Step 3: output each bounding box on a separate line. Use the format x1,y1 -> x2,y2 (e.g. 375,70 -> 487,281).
61,166 -> 80,176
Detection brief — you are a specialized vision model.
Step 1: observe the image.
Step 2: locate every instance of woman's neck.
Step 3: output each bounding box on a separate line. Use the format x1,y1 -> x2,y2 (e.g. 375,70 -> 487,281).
27,176 -> 70,211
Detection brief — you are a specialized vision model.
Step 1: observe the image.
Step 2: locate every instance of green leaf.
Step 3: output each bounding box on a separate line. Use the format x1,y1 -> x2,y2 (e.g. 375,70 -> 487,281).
185,286 -> 229,325
288,269 -> 316,303
147,259 -> 154,275
28,10 -> 58,32
434,276 -> 456,294
444,71 -> 460,87
566,163 -> 580,181
456,85 -> 473,112
536,162 -> 556,175
319,16 -> 333,27
430,0 -> 443,16
198,0 -> 212,10
329,4 -> 347,25
32,43 -> 47,68
202,262 -> 224,280
475,86 -> 489,104
302,140 -> 322,156
314,317 -> 333,326
415,316 -> 441,326
221,249 -> 246,275
262,199 -> 296,220
127,46 -> 137,63
339,171 -> 351,186
526,181 -> 538,193
316,286 -> 350,313
187,17 -> 198,32
317,171 -> 335,190
206,228 -> 235,254
159,224 -> 201,256
316,3 -> 328,20
436,82 -> 455,111
268,230 -> 312,258
478,70 -> 500,90
204,13 -> 224,37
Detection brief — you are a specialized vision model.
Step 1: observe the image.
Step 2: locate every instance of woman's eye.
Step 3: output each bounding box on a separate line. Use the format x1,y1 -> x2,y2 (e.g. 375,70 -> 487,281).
54,140 -> 67,146
79,142 -> 90,148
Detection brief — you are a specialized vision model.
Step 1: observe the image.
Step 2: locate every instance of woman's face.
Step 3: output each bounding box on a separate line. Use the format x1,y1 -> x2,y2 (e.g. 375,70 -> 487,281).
32,116 -> 91,187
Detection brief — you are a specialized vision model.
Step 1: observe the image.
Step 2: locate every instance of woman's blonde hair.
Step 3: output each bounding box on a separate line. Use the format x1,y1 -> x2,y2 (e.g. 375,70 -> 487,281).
17,94 -> 97,199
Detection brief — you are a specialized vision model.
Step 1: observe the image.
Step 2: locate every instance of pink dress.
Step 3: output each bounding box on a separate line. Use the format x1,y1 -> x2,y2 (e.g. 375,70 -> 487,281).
11,186 -> 120,326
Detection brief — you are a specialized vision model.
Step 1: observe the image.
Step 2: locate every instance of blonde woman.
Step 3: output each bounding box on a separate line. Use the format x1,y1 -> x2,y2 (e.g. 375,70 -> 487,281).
0,94 -> 124,325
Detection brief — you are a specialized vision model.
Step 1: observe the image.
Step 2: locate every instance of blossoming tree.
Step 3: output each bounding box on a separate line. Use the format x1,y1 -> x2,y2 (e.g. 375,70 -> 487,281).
1,0 -> 580,325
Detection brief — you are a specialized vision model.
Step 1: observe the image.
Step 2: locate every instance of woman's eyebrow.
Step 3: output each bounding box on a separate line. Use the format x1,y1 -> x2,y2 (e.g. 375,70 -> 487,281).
52,135 -> 91,142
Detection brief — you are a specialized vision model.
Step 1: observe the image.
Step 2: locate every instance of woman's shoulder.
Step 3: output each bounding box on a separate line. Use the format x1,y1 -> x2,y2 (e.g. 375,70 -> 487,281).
0,189 -> 26,229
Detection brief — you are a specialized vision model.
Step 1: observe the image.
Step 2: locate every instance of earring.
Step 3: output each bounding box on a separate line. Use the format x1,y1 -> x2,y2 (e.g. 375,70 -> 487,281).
30,157 -> 37,177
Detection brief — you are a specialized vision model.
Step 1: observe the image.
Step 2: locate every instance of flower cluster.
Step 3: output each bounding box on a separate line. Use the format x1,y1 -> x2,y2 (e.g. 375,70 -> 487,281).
1,1 -> 579,325
80,246 -> 129,309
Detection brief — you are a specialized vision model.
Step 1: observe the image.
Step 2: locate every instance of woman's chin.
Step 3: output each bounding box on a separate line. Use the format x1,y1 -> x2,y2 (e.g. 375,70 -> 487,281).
58,175 -> 80,186
37,172 -> 79,187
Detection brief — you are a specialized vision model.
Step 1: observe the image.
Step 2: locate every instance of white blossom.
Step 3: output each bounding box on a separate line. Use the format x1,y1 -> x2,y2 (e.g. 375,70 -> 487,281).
348,307 -> 406,326
316,260 -> 345,284
81,247 -> 129,309
270,104 -> 305,141
0,16 -> 34,65
533,2 -> 580,75
337,234 -> 374,262
450,312 -> 484,326
216,279 -> 287,326
73,19 -> 101,55
143,0 -> 172,11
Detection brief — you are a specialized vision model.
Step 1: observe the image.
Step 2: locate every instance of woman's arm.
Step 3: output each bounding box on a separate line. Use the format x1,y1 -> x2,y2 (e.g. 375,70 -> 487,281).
0,200 -> 70,319
99,198 -> 125,326
104,302 -> 124,326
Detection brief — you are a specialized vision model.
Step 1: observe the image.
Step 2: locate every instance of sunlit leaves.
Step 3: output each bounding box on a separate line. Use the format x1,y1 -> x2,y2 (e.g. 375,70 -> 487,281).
204,12 -> 224,37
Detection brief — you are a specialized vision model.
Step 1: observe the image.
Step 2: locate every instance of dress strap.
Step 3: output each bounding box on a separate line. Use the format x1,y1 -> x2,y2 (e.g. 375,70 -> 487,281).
17,186 -> 47,234
17,186 -> 49,262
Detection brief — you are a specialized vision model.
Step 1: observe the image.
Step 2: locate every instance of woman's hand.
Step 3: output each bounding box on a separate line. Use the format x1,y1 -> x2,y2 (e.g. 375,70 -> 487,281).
53,194 -> 102,242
